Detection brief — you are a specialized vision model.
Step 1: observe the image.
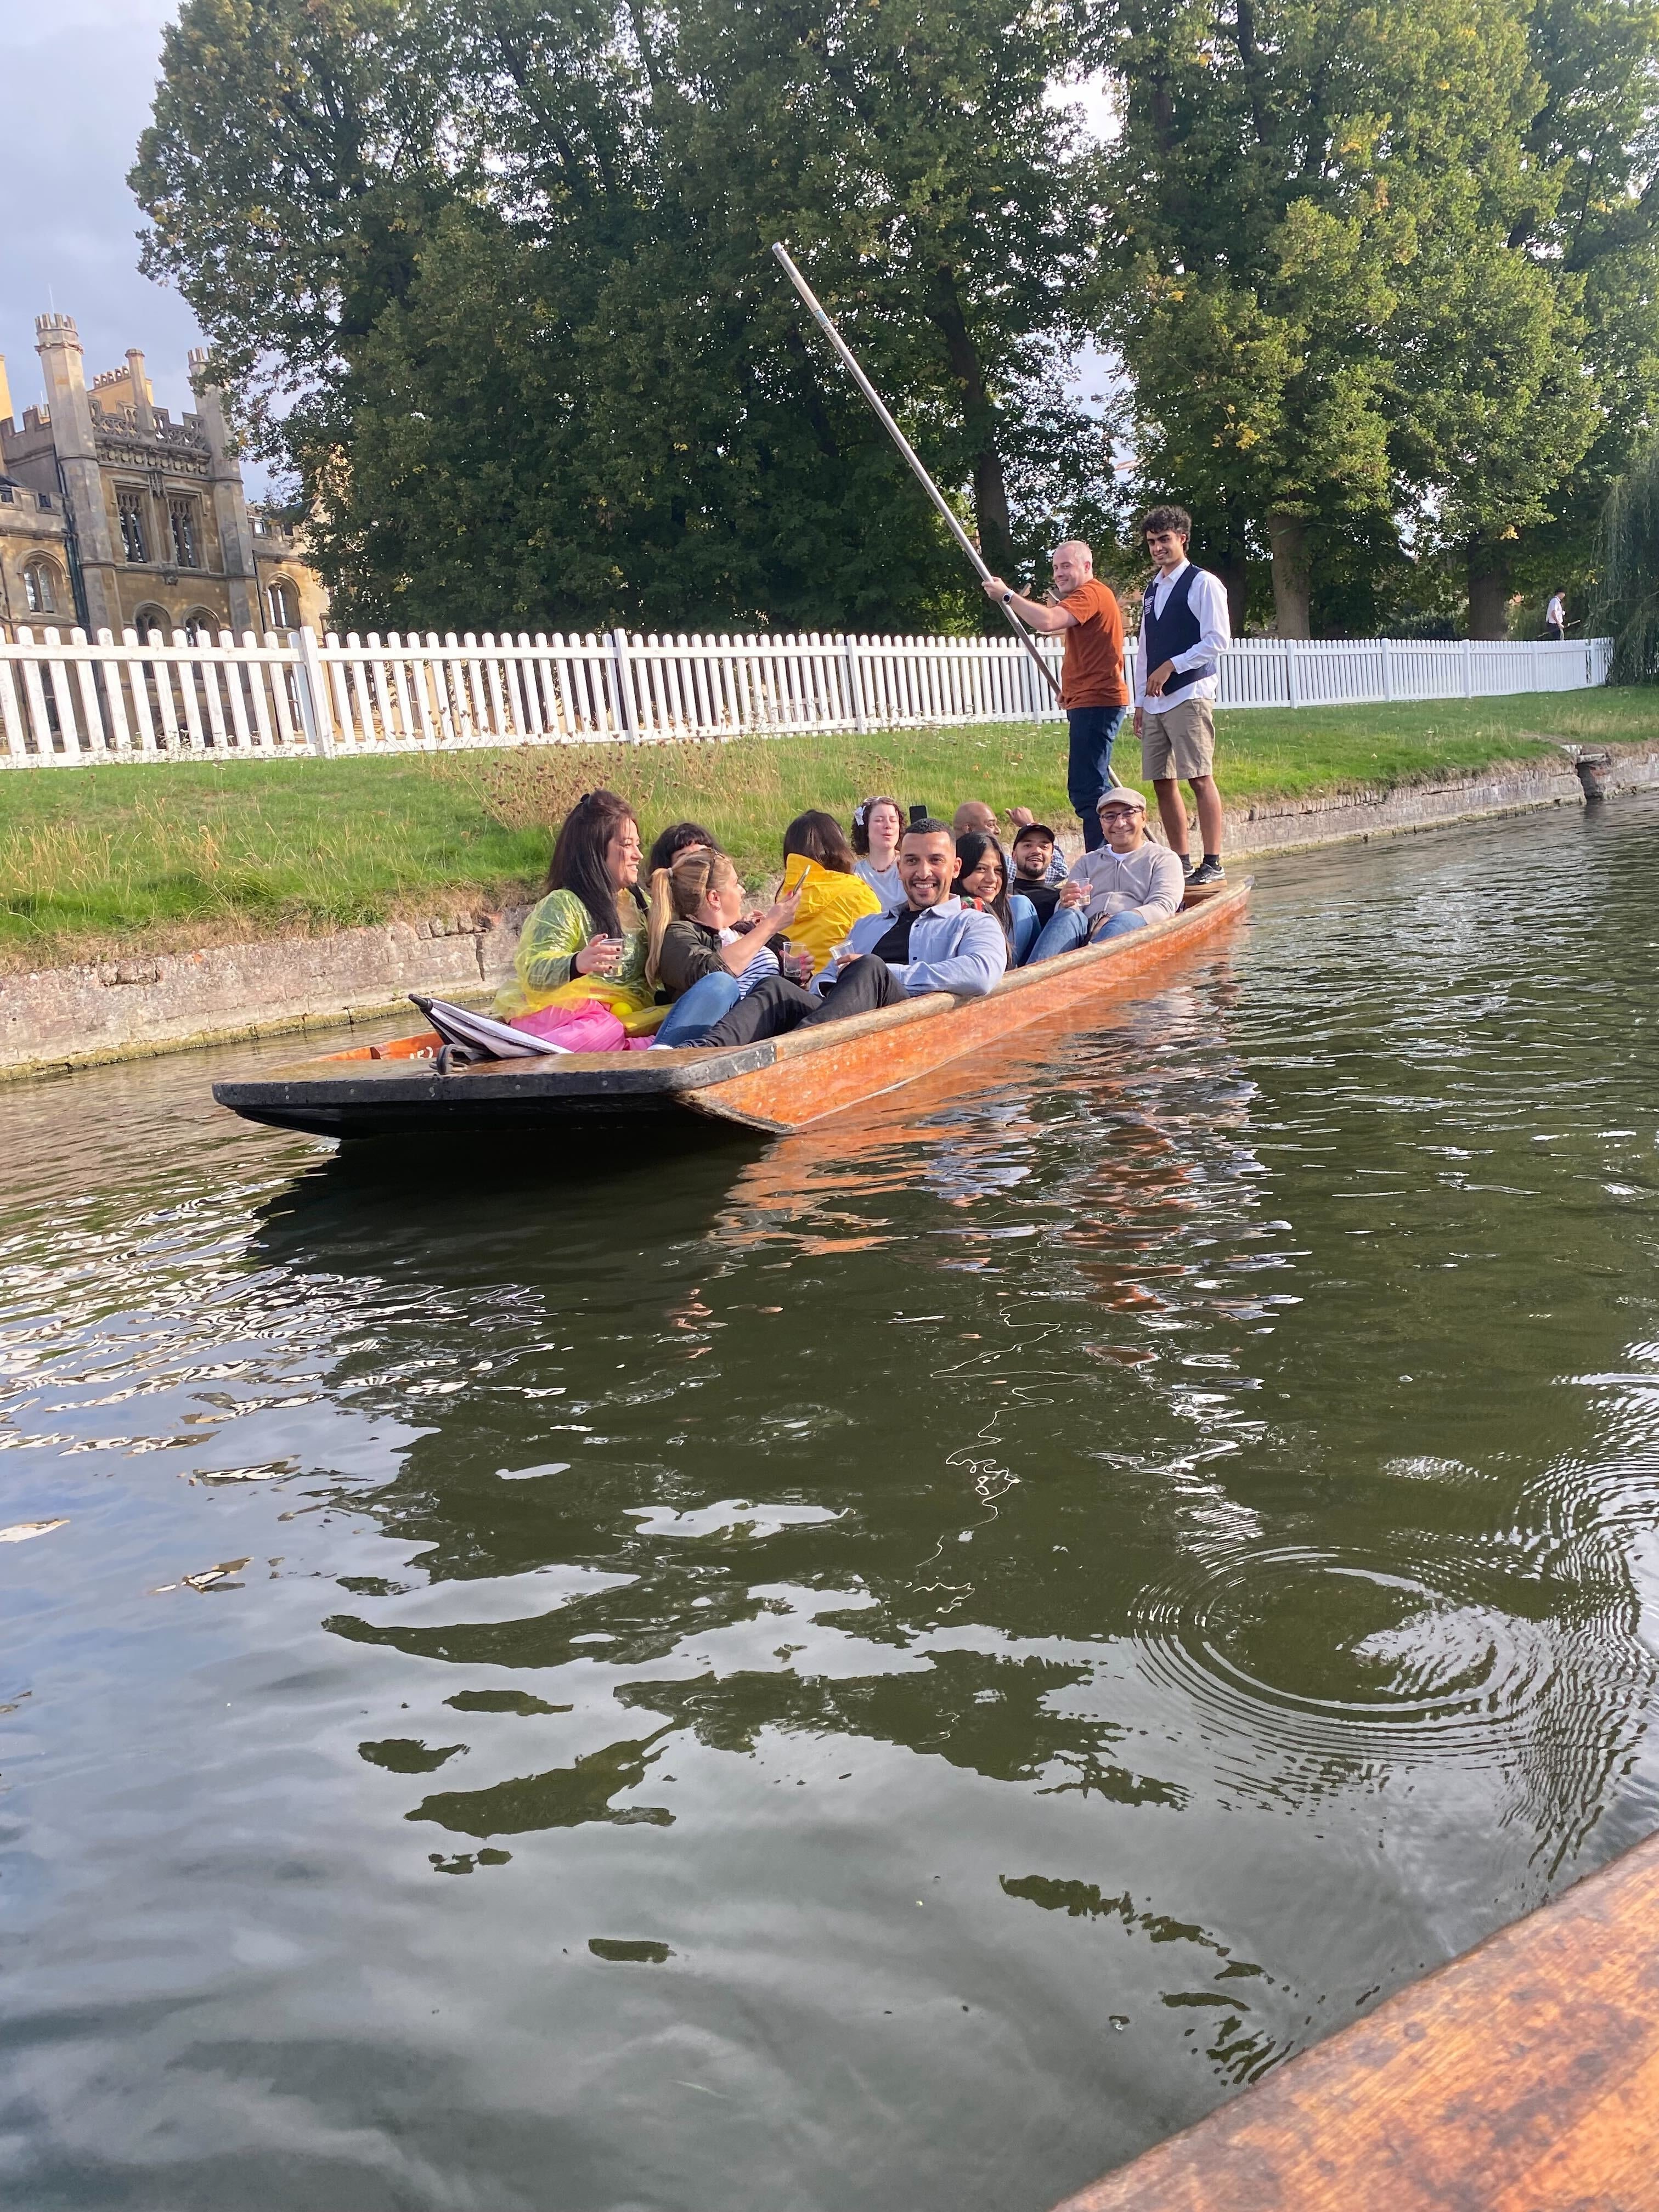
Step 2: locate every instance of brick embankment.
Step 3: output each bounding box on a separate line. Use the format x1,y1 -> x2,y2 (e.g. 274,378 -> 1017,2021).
2,743 -> 1656,1081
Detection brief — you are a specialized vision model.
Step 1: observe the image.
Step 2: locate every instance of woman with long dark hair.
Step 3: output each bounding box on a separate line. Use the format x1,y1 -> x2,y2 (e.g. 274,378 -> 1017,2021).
956,830 -> 1039,966
493,789 -> 658,1025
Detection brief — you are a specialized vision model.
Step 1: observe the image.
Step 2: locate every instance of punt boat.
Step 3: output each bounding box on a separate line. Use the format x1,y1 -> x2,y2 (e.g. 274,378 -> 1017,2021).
213,879 -> 1250,1141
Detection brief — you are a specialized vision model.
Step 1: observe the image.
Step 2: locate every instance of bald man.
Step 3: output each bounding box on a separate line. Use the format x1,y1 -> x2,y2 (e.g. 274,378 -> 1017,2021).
984,541 -> 1128,852
953,800 -> 998,838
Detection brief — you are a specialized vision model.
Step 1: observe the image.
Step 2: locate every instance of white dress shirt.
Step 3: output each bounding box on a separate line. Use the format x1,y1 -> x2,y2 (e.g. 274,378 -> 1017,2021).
1135,560 -> 1232,714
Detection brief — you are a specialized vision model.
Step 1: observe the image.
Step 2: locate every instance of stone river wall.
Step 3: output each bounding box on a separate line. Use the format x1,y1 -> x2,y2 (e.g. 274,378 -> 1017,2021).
3,743 -> 1657,1081
0,907 -> 531,1080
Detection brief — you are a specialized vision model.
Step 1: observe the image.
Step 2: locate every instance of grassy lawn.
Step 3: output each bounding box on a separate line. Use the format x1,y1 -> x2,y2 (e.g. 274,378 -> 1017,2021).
2,687 -> 1654,968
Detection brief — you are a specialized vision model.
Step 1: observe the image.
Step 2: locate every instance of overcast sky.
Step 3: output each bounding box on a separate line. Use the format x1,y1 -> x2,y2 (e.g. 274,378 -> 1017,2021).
0,0 -> 203,426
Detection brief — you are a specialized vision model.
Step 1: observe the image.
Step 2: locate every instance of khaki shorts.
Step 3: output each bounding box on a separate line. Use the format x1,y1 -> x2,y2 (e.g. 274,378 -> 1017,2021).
1141,697 -> 1215,782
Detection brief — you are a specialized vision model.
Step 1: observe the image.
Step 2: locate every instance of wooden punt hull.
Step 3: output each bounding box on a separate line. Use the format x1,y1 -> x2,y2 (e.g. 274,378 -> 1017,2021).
213,879 -> 1250,1142
1051,1821 -> 1659,2212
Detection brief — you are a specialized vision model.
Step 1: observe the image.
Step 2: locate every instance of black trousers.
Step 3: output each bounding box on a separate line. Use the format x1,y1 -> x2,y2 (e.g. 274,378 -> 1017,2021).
677,958 -> 904,1048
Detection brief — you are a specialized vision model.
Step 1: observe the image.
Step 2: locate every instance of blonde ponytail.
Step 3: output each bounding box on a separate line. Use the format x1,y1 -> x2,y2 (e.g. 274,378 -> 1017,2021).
645,849 -> 736,985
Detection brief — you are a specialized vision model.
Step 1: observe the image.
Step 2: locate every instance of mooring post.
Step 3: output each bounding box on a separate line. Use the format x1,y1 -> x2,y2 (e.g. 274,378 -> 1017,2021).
1575,749 -> 1611,801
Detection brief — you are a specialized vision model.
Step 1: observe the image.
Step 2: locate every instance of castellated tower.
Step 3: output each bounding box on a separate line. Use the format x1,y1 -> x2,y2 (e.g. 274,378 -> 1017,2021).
188,348 -> 258,630
34,314 -> 121,630
0,312 -> 324,639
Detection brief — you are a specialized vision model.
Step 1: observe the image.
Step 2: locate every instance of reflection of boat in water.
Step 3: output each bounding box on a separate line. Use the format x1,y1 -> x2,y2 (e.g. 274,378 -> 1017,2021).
213,881 -> 1251,1142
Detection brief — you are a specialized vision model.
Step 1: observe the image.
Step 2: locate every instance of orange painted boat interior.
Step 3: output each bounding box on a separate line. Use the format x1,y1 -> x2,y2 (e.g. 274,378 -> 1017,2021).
321,1030 -> 444,1064
1051,1825 -> 1659,2212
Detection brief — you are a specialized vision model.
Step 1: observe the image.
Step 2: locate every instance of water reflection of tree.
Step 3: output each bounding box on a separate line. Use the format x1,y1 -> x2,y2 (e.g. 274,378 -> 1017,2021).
245,960 -> 1659,1951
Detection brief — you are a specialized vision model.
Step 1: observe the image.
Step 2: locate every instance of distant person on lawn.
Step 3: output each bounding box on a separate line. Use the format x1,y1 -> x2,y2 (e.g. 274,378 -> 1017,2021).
1545,590 -> 1567,642
980,541 -> 1128,854
1136,505 -> 1231,885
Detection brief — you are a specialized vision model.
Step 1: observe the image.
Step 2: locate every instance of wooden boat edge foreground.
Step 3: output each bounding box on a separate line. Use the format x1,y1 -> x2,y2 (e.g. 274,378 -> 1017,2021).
212,878 -> 1252,1139
1049,1819 -> 1659,2212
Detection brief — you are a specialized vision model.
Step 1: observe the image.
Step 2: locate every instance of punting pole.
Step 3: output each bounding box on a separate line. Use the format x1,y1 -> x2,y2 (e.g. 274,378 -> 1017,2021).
771,241 -> 1063,705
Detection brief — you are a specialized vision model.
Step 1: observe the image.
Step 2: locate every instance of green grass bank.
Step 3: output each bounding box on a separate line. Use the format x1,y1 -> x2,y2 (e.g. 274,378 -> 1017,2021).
2,689 -> 1653,970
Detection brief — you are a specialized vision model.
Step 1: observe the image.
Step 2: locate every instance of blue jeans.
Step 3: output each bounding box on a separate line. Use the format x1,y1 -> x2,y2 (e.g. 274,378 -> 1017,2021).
1029,907 -> 1148,962
1009,895 -> 1040,967
1068,706 -> 1128,850
653,969 -> 744,1045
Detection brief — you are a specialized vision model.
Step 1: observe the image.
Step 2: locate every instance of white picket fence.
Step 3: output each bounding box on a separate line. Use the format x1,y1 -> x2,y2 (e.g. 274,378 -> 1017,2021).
0,623 -> 1614,766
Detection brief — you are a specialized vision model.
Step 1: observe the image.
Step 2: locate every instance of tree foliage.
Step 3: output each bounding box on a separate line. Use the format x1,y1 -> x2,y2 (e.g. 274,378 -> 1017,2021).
133,0 -> 1113,633
1096,0 -> 1659,634
1499,0 -> 1659,610
134,0 -> 1659,636
1598,434 -> 1659,673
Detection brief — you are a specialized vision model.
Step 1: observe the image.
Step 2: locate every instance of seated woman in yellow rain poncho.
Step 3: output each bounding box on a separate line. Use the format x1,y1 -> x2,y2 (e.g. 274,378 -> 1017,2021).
492,789 -> 665,1034
777,811 -> 881,973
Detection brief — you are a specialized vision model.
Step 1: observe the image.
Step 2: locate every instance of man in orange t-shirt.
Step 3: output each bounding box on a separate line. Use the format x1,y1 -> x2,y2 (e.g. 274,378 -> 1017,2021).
982,541 -> 1128,850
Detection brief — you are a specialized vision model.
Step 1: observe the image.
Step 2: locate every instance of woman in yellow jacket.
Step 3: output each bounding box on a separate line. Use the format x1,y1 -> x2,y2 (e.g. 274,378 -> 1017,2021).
777,811 -> 881,974
493,789 -> 664,1032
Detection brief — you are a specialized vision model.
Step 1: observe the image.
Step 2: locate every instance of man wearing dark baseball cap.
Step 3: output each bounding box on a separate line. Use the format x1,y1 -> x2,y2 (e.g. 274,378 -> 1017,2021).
1009,822 -> 1064,930
1026,787 -> 1186,962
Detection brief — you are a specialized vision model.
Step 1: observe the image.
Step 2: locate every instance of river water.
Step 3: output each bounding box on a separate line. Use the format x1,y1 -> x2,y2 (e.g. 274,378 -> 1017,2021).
3,796 -> 1658,2211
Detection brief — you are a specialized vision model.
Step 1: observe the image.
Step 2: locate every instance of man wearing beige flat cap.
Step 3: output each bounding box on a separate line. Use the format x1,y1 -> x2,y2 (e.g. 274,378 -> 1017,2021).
1025,787 -> 1186,962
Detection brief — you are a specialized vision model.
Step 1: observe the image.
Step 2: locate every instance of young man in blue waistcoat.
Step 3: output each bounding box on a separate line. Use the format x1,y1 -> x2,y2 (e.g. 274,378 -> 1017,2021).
1135,505 -> 1232,884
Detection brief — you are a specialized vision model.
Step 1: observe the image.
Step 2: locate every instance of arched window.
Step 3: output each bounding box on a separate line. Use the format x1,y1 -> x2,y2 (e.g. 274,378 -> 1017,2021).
132,604 -> 170,641
183,608 -> 219,645
168,498 -> 201,569
117,488 -> 149,563
22,558 -> 60,616
267,577 -> 298,629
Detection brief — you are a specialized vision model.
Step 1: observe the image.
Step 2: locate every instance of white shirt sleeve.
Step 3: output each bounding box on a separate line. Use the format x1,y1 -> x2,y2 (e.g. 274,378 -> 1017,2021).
1169,568 -> 1232,674
1132,583 -> 1161,708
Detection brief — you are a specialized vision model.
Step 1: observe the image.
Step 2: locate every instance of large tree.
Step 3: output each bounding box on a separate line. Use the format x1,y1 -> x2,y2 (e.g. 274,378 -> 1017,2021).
1094,0 -> 1606,634
1500,0 -> 1659,621
133,0 -> 1112,633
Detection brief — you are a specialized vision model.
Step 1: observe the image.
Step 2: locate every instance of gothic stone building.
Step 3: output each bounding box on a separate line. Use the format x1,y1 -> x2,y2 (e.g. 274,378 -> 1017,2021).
0,313 -> 326,641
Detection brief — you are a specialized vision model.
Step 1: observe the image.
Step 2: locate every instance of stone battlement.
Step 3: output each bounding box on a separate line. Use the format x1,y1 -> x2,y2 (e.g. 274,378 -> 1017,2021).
0,307 -> 327,640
